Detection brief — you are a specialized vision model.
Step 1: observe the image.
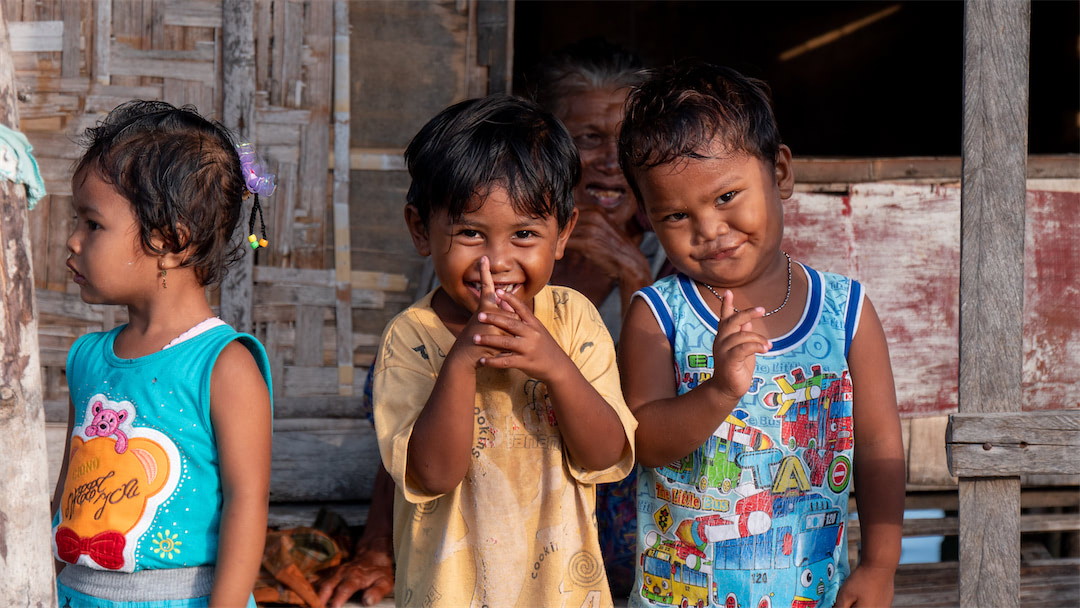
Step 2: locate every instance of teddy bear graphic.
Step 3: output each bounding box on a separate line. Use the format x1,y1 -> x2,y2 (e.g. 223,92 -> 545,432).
53,394 -> 180,571
83,399 -> 130,453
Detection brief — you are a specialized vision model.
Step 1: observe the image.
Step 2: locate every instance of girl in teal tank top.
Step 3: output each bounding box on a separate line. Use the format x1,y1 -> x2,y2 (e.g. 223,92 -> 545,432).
53,101 -> 273,607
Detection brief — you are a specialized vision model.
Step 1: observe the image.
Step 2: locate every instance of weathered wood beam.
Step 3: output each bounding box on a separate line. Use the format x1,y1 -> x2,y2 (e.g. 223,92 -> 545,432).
947,410 -> 1080,476
956,0 -> 1031,606
219,0 -> 256,332
0,4 -> 57,604
333,0 -> 353,396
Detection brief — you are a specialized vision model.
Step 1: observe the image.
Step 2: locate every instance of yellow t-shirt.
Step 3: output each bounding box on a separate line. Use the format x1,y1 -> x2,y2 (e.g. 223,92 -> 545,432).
374,285 -> 637,608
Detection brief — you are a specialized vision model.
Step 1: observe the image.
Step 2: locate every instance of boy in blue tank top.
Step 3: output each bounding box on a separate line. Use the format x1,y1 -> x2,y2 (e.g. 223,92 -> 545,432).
616,63 -> 905,607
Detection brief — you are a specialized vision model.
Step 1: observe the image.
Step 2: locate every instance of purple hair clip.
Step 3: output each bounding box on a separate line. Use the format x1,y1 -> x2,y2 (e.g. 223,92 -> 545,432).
235,141 -> 276,197
235,141 -> 273,251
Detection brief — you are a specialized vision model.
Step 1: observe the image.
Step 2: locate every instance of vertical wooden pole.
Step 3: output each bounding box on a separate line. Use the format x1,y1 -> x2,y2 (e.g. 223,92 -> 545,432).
0,5 -> 59,605
958,1 -> 1030,606
333,0 -> 354,396
219,0 -> 256,332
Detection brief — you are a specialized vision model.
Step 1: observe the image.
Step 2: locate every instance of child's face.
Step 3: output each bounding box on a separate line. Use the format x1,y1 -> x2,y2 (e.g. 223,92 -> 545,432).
67,170 -> 159,305
635,145 -> 794,289
407,184 -> 576,321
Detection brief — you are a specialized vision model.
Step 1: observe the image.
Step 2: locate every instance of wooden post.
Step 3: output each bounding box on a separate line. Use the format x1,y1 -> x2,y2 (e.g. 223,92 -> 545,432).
0,5 -> 59,605
957,1 -> 1030,606
333,0 -> 354,395
219,0 -> 256,332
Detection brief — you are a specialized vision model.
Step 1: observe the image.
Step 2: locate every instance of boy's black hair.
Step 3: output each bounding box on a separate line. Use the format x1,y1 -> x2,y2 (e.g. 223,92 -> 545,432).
405,95 -> 580,230
75,100 -> 246,286
618,61 -> 783,203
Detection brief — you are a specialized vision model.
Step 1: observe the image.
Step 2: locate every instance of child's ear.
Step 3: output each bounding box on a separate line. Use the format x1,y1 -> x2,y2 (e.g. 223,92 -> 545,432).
404,204 -> 432,257
774,144 -> 795,199
553,208 -> 579,260
150,229 -> 186,271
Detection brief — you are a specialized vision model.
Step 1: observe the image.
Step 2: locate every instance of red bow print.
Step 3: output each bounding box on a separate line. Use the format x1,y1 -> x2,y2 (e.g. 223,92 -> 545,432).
55,527 -> 126,570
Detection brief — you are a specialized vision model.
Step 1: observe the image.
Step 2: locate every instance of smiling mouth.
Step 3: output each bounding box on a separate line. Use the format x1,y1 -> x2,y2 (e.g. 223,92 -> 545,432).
584,186 -> 626,210
697,244 -> 741,261
468,282 -> 521,296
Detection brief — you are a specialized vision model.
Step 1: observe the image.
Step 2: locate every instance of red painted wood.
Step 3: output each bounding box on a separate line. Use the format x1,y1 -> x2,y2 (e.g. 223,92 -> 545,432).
783,183 -> 1078,415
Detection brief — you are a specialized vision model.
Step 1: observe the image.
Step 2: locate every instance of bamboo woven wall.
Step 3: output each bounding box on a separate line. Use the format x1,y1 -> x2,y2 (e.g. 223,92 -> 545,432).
7,0 -> 420,509
9,0 -> 409,404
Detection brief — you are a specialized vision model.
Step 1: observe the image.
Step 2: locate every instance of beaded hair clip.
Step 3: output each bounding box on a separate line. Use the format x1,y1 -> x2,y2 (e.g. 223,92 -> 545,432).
235,142 -> 275,251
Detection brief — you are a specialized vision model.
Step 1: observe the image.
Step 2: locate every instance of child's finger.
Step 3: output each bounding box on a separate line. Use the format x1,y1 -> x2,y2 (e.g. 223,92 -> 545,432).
494,288 -> 532,321
719,306 -> 765,332
479,256 -> 495,296
477,256 -> 502,308
720,289 -> 736,321
476,310 -> 526,336
715,331 -> 772,358
473,332 -> 520,354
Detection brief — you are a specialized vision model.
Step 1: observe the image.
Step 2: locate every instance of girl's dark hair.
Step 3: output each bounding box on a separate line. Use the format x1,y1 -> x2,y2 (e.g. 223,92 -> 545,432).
525,38 -> 645,118
75,100 -> 246,286
618,61 -> 783,203
405,95 -> 579,230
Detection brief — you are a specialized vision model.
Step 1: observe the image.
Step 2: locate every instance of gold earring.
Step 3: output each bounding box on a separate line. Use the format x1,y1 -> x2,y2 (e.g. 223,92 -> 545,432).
160,268 -> 167,289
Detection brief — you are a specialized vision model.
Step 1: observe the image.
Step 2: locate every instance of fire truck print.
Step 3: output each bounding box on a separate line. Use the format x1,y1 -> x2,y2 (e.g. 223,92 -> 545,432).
766,366 -> 853,453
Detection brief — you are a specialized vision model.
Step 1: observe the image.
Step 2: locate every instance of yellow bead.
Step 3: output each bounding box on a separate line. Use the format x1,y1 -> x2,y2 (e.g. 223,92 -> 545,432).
248,234 -> 257,243
259,239 -> 269,248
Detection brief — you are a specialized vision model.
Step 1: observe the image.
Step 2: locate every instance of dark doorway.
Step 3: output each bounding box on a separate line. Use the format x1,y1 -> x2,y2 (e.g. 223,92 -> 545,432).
514,1 -> 1078,157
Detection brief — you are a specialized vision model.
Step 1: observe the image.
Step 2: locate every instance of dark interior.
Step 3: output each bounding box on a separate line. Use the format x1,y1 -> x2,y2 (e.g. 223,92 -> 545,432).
514,1 -> 1079,157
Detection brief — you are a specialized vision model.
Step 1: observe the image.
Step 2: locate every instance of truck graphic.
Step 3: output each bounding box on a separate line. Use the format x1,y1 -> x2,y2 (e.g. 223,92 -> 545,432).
711,492 -> 843,608
768,367 -> 853,453
639,532 -> 711,608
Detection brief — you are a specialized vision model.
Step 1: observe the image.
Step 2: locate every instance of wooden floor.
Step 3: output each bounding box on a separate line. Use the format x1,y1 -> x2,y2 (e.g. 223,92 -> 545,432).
283,558 -> 1080,608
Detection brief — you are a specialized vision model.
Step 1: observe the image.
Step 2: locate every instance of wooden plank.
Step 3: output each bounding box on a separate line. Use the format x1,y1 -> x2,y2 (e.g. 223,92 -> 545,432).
7,19 -> 62,52
272,392 -> 368,420
281,365 -> 365,397
333,0 -> 353,396
294,305 -> 324,367
847,510 -> 1080,544
791,156 -> 1078,185
91,0 -> 109,84
907,415 -> 956,487
109,40 -> 215,81
268,418 -> 379,502
960,478 -> 1023,605
160,0 -> 222,28
280,0 -> 303,108
949,443 -> 1080,477
253,283 -> 385,309
0,8 -> 56,598
948,410 -> 1080,446
254,265 -> 408,292
956,1 -> 1031,605
219,0 -> 256,333
1023,189 -> 1080,410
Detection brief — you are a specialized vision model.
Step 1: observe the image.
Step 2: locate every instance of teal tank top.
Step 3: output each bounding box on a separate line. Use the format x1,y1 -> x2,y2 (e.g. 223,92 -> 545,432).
53,324 -> 272,573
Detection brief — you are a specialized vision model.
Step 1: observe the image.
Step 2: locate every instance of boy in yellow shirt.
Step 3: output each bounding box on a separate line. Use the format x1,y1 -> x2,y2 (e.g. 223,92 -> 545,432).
373,95 -> 638,607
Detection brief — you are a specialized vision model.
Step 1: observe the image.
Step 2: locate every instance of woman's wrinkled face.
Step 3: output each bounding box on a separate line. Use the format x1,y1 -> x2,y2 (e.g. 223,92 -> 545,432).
558,86 -> 638,230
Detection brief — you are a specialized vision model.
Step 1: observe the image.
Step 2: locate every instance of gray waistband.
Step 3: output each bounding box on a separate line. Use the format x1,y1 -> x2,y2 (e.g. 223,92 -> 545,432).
58,564 -> 215,601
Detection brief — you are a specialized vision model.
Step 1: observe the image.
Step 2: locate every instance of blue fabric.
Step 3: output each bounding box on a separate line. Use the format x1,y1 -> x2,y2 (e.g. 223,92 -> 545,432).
55,324 -> 271,575
630,265 -> 862,608
0,123 -> 46,208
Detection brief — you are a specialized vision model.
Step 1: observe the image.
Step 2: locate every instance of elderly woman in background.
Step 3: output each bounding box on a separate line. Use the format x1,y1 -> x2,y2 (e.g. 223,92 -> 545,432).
318,39 -> 663,606
531,38 -> 668,340
527,39 -> 667,597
